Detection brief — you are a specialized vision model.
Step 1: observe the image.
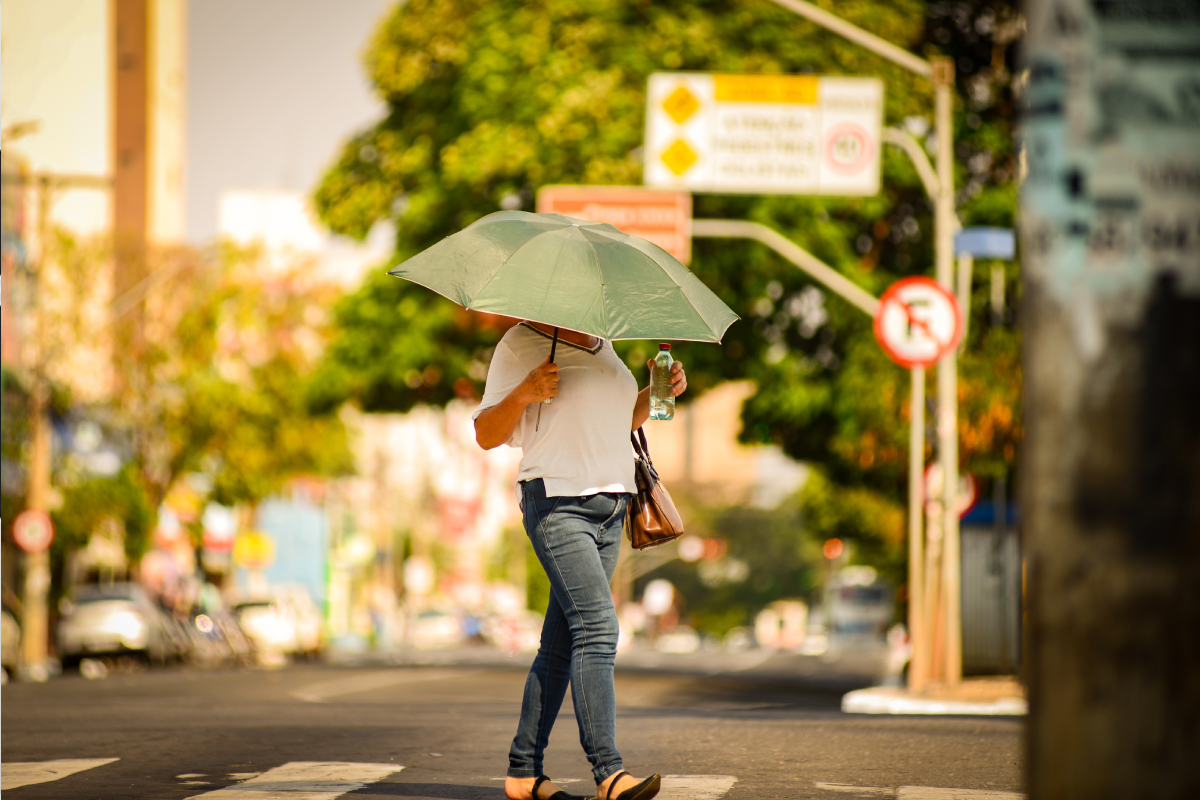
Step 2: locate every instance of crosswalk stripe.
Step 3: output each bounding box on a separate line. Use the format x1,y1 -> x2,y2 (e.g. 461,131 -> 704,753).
815,782 -> 1024,799
183,761 -> 402,800
1,758 -> 120,791
490,774 -> 737,799
660,774 -> 738,799
897,788 -> 1024,799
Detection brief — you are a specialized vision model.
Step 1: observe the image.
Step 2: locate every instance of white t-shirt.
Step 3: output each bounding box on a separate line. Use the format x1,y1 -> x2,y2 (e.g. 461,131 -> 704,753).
472,323 -> 639,498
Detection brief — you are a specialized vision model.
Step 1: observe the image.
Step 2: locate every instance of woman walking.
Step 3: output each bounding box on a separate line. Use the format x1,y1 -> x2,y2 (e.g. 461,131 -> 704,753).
474,320 -> 686,800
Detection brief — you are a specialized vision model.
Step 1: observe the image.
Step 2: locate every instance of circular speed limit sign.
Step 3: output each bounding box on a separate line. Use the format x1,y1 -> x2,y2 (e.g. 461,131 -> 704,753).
873,277 -> 963,368
13,509 -> 55,553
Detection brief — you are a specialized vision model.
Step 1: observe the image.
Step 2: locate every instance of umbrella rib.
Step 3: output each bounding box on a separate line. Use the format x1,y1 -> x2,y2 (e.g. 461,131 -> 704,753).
621,244 -> 718,340
578,222 -> 736,342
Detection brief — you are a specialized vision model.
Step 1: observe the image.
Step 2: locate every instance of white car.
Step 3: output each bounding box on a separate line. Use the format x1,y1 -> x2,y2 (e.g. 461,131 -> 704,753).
232,585 -> 322,658
57,583 -> 182,666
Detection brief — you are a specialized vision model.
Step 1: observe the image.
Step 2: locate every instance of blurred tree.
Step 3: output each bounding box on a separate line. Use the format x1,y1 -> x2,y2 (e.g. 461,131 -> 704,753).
637,496 -> 820,637
51,467 -> 154,563
126,245 -> 356,511
312,0 -> 1023,577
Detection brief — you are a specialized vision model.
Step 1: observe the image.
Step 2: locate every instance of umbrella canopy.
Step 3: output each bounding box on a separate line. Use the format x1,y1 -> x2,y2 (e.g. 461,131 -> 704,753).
387,210 -> 738,343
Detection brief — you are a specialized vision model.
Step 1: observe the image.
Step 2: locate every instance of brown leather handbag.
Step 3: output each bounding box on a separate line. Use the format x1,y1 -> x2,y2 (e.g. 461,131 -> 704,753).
625,427 -> 684,549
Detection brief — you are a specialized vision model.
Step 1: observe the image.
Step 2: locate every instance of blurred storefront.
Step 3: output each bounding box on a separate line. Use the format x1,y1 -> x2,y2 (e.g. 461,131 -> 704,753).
331,401 -> 524,649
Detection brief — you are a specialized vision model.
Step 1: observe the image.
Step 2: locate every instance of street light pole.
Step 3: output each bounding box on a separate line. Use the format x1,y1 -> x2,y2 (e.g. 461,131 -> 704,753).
767,0 -> 962,688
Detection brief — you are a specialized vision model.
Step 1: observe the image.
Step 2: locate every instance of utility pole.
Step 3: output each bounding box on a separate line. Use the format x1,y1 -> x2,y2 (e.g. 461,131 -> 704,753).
113,0 -> 151,386
1,172 -> 110,680
1021,2 -> 1200,795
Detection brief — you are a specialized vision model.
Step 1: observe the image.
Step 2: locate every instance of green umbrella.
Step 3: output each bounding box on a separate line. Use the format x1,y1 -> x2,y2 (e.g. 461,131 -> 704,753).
387,210 -> 739,346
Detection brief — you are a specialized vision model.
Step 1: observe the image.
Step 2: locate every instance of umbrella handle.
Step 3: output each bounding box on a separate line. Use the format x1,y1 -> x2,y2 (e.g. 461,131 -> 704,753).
536,328 -> 559,430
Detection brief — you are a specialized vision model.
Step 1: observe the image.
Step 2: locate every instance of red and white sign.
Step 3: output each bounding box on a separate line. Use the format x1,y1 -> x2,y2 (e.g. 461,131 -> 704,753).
537,185 -> 692,264
13,509 -> 55,553
923,464 -> 979,519
873,277 -> 963,368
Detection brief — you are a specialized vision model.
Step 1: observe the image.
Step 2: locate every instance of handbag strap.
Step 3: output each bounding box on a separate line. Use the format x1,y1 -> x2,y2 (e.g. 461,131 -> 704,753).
631,427 -> 659,479
631,428 -> 650,461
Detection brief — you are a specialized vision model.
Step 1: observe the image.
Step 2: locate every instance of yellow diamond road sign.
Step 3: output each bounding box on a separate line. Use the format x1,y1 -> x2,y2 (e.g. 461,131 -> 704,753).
662,85 -> 700,124
645,72 -> 883,195
661,139 -> 698,176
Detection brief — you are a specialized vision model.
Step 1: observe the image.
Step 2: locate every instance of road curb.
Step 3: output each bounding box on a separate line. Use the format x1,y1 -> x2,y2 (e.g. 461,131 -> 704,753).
842,685 -> 1027,716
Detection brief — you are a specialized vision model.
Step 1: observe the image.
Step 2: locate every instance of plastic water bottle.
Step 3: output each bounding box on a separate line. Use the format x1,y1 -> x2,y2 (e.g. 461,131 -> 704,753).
649,344 -> 675,421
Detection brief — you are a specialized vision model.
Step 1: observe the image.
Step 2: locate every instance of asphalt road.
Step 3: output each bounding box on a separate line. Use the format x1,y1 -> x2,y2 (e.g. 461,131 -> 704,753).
1,661 -> 1023,799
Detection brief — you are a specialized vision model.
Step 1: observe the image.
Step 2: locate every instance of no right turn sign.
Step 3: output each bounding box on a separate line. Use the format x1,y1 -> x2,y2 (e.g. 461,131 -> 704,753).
873,277 -> 963,368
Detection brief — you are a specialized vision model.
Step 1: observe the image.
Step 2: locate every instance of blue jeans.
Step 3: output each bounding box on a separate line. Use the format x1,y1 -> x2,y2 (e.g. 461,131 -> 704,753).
508,479 -> 629,785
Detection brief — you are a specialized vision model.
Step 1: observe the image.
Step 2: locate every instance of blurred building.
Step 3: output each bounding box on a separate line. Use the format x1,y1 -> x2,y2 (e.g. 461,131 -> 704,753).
2,0 -> 188,608
330,403 -> 523,646
1,0 -> 187,401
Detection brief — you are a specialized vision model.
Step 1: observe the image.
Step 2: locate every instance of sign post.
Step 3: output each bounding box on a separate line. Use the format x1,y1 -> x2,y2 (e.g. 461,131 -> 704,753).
643,1 -> 962,691
873,277 -> 963,689
14,509 -> 54,682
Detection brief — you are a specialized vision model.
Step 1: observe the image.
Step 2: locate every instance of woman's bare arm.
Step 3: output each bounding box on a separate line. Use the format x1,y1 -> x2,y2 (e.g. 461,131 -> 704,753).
474,357 -> 559,450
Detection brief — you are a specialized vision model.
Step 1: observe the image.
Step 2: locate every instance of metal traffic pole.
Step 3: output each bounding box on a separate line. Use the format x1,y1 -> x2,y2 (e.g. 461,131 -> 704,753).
767,0 -> 961,688
907,366 -> 928,689
931,58 -> 962,687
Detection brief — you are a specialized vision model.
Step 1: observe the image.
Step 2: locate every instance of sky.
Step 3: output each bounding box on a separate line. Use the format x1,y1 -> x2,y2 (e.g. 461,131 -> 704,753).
186,0 -> 393,243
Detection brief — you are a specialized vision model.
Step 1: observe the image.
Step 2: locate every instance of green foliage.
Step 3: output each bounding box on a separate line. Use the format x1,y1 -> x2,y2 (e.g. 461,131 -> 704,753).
51,468 -> 154,561
526,538 -> 551,615
799,468 -> 906,588
313,0 -> 1023,581
306,270 -> 513,413
313,0 -> 930,412
640,497 -> 821,637
130,246 -> 356,509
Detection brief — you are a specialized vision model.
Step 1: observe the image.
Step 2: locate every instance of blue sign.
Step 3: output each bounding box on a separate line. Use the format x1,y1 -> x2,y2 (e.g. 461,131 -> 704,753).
955,227 -> 1015,259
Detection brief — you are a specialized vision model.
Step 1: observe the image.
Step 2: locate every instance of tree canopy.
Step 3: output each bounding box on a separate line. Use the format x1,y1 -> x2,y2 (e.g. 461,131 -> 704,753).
311,0 -> 1023,582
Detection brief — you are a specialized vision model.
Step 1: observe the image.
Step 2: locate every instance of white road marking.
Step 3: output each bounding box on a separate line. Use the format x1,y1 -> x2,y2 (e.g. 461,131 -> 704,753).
815,783 -> 1025,799
1,758 -> 120,790
489,777 -> 584,783
815,783 -> 894,795
489,775 -> 733,798
897,789 -> 1024,799
184,761 -> 402,799
291,668 -> 471,703
178,773 -> 207,778
660,774 -> 738,799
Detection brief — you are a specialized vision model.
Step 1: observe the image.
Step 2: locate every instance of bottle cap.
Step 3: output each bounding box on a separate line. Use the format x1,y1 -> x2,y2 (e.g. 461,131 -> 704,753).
659,343 -> 671,351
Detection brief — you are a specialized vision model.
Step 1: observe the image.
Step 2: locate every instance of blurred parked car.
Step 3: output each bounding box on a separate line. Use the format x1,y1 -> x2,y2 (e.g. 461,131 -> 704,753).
57,583 -> 184,666
407,609 -> 464,650
2,608 -> 20,682
480,611 -> 543,654
655,626 -> 701,654
232,584 -> 322,659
